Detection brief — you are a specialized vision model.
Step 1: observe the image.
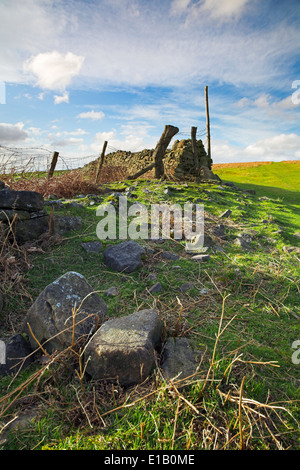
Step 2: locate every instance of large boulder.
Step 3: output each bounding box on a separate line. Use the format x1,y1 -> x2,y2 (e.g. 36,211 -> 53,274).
84,309 -> 163,386
103,240 -> 145,273
23,272 -> 107,353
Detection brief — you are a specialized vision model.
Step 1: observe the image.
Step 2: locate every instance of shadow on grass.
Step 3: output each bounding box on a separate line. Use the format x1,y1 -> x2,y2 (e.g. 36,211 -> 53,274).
222,180 -> 300,206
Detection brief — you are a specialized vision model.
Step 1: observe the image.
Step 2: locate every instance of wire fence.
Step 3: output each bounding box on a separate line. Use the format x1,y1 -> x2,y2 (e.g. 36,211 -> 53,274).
0,128 -> 208,176
0,145 -> 99,174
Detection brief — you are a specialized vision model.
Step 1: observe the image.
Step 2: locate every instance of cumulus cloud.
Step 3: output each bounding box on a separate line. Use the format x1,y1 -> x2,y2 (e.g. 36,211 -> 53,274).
23,51 -> 84,91
77,110 -> 105,120
54,92 -> 69,104
212,133 -> 300,163
0,122 -> 28,143
91,126 -> 156,153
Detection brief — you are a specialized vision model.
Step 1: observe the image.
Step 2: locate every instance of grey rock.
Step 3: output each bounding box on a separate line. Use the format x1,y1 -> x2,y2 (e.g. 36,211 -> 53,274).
160,251 -> 180,261
81,241 -> 102,253
178,282 -> 194,292
146,273 -> 158,281
237,233 -> 253,244
0,334 -> 34,376
148,282 -> 163,294
161,337 -> 198,381
234,237 -> 252,251
104,286 -> 120,297
84,309 -> 163,386
0,188 -> 44,212
103,240 -> 145,273
0,209 -> 31,222
14,214 -> 50,244
54,215 -> 82,235
44,200 -> 65,209
23,272 -> 107,353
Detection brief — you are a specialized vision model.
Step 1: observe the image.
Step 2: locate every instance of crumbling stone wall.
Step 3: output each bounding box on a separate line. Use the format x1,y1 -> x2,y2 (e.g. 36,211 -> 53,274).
88,138 -> 214,180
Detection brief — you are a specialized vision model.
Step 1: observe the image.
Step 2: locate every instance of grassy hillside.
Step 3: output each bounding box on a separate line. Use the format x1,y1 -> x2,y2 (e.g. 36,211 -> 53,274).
0,161 -> 299,450
213,160 -> 300,204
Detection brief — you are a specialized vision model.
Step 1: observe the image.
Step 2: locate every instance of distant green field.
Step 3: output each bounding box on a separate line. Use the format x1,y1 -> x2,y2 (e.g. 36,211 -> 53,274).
213,161 -> 300,205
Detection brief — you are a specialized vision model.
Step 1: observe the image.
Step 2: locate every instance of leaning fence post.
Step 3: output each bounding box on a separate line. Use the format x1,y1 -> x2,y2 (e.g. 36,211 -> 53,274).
191,126 -> 199,175
154,125 -> 179,179
95,141 -> 108,184
48,151 -> 59,179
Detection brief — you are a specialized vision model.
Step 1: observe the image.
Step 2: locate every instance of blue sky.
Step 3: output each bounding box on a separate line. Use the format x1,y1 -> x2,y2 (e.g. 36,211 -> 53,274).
0,0 -> 299,168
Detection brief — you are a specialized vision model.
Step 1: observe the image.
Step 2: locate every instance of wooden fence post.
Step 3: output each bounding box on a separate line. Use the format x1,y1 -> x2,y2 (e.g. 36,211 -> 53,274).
154,125 -> 179,179
95,140 -> 108,184
191,126 -> 199,175
48,151 -> 59,179
205,86 -> 212,168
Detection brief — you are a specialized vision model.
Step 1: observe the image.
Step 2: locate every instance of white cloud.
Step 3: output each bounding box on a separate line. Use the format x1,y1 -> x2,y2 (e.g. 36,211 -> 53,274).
91,126 -> 157,153
235,93 -> 298,121
212,133 -> 300,163
54,92 -> 69,104
200,0 -> 251,20
1,0 -> 299,92
0,122 -> 28,143
23,51 -> 84,91
50,137 -> 84,147
170,0 -> 192,15
77,110 -> 105,120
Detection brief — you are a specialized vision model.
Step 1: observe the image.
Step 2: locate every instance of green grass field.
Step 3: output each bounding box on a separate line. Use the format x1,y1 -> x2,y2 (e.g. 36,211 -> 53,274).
214,161 -> 300,204
0,160 -> 299,450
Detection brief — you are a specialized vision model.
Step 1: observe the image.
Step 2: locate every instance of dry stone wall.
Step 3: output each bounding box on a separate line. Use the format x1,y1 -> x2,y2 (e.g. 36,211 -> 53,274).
87,139 -> 217,180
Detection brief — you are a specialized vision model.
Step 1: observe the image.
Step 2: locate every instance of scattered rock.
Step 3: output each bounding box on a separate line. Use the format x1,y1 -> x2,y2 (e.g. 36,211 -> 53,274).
103,240 -> 146,273
161,337 -> 198,382
84,309 -> 163,386
0,334 -> 34,376
234,237 -> 252,251
178,282 -> 194,292
146,273 -> 158,281
44,200 -> 65,209
160,251 -> 180,261
23,272 -> 107,353
148,282 -> 163,294
80,241 -> 102,253
54,216 -> 83,236
237,233 -> 253,244
104,286 -> 120,297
